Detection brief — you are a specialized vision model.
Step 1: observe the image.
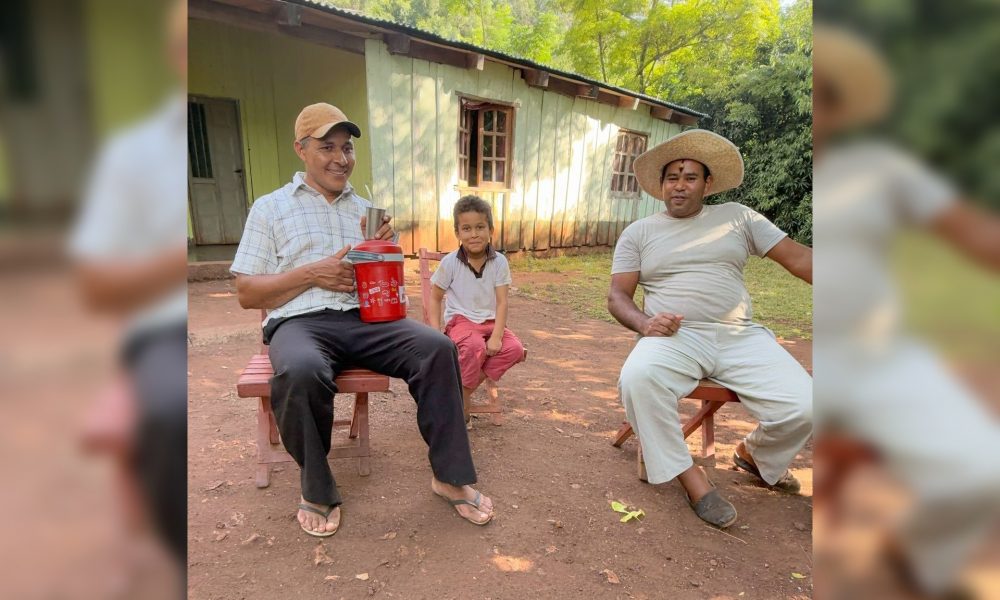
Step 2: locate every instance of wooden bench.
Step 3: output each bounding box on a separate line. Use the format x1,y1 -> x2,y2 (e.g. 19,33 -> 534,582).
417,248 -> 526,426
611,380 -> 740,481
236,310 -> 390,488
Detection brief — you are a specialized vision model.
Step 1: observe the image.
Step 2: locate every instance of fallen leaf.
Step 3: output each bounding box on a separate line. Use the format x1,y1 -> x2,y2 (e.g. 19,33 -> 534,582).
610,501 -> 627,513
600,569 -> 620,584
205,480 -> 226,491
314,544 -> 334,566
791,572 -> 807,579
355,573 -> 370,581
380,531 -> 397,540
620,509 -> 645,523
213,531 -> 228,542
324,575 -> 341,582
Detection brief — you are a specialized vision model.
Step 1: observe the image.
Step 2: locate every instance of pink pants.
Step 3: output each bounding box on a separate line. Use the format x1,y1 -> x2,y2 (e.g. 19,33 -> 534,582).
444,315 -> 525,389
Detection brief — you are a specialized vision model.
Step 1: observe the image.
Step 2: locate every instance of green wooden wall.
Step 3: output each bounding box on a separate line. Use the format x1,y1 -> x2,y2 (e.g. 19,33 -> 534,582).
188,19 -> 372,217
85,0 -> 175,139
365,38 -> 683,254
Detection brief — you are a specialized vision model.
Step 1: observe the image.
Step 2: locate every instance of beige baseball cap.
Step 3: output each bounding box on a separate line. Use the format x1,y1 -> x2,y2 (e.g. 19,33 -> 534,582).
294,103 -> 362,141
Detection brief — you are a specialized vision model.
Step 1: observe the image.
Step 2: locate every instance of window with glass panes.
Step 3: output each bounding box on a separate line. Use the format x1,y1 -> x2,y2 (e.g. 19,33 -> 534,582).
458,100 -> 512,189
611,130 -> 647,195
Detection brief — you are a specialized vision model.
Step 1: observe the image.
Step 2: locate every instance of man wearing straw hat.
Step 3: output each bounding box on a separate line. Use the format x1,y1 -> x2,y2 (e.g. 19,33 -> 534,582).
813,26 -> 1000,596
231,103 -> 495,537
608,129 -> 813,528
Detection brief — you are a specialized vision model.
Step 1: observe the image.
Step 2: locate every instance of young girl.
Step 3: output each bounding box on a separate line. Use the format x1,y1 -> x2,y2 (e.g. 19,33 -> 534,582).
428,195 -> 525,417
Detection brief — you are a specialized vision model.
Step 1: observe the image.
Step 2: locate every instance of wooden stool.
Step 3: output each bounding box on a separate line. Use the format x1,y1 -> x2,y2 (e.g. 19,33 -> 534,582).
235,309 -> 390,488
612,380 -> 740,481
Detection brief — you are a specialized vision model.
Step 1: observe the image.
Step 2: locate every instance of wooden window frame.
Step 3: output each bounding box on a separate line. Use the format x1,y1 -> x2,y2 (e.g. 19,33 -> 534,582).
611,129 -> 648,197
458,99 -> 514,191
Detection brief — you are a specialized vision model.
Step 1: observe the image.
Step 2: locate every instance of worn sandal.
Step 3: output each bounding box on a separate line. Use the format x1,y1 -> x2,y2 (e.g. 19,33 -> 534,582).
687,489 -> 738,529
435,489 -> 493,526
733,453 -> 801,494
297,503 -> 340,537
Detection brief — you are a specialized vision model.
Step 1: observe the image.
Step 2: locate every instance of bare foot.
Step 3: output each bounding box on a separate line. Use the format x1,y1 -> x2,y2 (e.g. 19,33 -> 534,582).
677,463 -> 714,503
297,498 -> 341,536
431,478 -> 494,525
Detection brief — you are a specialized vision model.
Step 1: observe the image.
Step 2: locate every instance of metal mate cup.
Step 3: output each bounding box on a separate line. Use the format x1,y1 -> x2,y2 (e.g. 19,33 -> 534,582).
365,206 -> 386,239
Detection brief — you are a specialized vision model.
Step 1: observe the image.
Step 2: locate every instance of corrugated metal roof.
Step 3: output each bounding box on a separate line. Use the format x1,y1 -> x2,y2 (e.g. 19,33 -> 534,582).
287,0 -> 708,119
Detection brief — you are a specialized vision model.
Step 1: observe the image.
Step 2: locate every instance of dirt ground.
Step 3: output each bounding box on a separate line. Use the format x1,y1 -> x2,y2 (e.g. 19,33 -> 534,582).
187,261 -> 813,600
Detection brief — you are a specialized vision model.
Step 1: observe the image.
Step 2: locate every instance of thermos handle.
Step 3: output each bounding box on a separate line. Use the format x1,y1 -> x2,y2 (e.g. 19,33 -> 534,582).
345,250 -> 404,263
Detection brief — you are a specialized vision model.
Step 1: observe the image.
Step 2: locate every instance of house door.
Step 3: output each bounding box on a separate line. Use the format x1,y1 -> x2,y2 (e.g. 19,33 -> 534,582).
188,96 -> 247,245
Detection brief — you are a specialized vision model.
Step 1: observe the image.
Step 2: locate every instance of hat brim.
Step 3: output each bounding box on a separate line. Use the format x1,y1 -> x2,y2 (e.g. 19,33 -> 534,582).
633,130 -> 744,200
309,120 -> 362,140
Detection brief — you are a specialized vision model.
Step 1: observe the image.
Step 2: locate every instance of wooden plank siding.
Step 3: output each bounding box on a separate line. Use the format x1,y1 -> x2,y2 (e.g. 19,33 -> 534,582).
363,38 -> 687,254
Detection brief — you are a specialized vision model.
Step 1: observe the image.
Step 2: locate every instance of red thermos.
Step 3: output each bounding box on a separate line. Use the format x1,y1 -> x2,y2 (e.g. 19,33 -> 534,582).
350,240 -> 407,323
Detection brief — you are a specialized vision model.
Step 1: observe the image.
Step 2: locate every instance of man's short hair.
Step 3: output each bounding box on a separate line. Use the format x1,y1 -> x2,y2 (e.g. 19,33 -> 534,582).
453,195 -> 494,231
660,160 -> 712,184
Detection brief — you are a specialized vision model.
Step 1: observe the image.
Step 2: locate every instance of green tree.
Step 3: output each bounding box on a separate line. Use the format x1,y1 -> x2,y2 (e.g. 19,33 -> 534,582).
700,0 -> 813,243
555,0 -> 780,98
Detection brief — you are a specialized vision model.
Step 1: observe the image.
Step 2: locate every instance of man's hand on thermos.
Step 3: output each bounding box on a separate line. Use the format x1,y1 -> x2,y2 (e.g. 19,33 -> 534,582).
307,245 -> 356,293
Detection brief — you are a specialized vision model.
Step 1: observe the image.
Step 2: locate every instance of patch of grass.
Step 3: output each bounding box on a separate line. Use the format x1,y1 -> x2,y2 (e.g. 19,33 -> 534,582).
892,233 -> 1000,359
743,256 -> 813,339
509,250 -> 812,339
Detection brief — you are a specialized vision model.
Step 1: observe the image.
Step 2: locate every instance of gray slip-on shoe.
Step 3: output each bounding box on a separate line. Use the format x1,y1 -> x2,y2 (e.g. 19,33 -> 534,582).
688,489 -> 738,529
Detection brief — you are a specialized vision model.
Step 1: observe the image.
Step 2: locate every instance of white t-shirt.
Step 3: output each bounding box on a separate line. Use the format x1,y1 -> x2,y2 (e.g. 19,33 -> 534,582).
430,248 -> 512,324
612,202 -> 786,326
813,139 -> 956,341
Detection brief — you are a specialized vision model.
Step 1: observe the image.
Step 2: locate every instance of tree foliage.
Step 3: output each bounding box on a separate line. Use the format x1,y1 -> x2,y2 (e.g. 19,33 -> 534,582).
701,0 -> 812,244
816,0 -> 1000,208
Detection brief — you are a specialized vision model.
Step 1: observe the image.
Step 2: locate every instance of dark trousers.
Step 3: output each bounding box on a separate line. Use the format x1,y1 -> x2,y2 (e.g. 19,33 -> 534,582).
266,309 -> 477,507
122,323 -> 188,566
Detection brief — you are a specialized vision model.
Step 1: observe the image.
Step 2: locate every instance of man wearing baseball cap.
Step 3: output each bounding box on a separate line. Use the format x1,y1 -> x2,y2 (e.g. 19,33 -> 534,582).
608,129 -> 813,528
231,103 -> 494,537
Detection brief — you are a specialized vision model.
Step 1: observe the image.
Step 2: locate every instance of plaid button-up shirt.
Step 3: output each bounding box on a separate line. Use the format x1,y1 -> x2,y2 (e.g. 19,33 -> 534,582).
231,172 -> 371,328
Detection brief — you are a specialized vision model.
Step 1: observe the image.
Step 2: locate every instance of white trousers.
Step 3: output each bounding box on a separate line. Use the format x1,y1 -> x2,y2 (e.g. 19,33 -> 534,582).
619,322 -> 813,485
816,338 -> 1000,593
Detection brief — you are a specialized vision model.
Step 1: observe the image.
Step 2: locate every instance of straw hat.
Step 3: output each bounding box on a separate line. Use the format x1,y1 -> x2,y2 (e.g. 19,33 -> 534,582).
633,130 -> 744,199
813,25 -> 893,128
